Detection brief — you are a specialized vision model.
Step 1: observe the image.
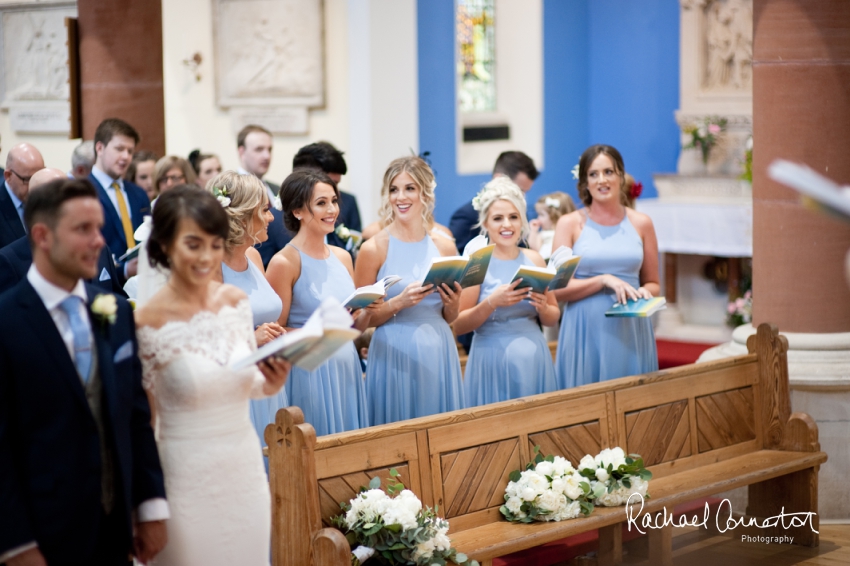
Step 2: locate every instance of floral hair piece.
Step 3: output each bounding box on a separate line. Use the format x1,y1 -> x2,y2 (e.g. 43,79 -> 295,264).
211,186 -> 231,208
471,193 -> 483,211
545,197 -> 560,209
571,163 -> 580,181
629,181 -> 643,200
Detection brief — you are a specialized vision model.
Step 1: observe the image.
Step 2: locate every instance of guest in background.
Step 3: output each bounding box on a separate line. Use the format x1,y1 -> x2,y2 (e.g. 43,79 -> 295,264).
208,171 -> 287,450
189,150 -> 223,190
552,144 -> 660,388
266,169 -> 370,436
454,177 -> 558,407
528,192 -> 576,261
126,150 -> 159,202
354,156 -> 464,425
89,118 -> 150,281
292,141 -> 362,234
0,169 -> 125,297
236,124 -> 290,266
154,156 -> 197,195
69,140 -> 96,179
1,143 -> 44,250
449,151 -> 539,253
354,327 -> 373,374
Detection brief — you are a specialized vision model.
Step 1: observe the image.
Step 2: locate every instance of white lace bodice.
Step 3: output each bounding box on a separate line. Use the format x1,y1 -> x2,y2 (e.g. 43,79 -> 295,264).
137,300 -> 266,422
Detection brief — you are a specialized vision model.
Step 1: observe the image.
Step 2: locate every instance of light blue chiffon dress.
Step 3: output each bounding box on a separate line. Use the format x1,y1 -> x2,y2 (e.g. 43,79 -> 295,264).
555,214 -> 658,388
222,260 -> 287,447
367,233 -> 464,425
464,252 -> 557,407
285,245 -> 369,436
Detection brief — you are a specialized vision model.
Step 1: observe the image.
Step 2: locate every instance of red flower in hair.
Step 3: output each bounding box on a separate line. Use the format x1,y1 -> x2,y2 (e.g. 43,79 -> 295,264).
630,181 -> 643,200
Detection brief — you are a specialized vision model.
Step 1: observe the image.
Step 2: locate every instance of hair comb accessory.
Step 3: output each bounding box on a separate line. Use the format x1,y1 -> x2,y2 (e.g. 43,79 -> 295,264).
545,197 -> 560,208
211,186 -> 231,208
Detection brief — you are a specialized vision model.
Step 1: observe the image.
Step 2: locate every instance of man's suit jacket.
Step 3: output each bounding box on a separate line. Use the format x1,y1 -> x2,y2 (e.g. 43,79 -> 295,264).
0,184 -> 26,250
448,200 -> 479,255
88,174 -> 151,280
0,237 -> 126,297
338,191 -> 362,232
0,280 -> 165,562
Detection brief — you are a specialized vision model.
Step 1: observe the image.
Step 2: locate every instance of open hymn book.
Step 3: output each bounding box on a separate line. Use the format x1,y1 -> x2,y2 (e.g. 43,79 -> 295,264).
768,159 -> 850,223
421,235 -> 495,289
510,246 -> 582,294
342,275 -> 403,310
231,298 -> 360,372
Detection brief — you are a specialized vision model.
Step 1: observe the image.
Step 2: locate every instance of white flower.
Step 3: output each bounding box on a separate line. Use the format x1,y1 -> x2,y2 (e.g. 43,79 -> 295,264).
471,194 -> 482,211
578,455 -> 596,471
505,496 -> 523,514
217,195 -> 231,207
595,468 -> 610,483
552,456 -> 574,478
520,487 -> 537,502
571,163 -> 580,180
535,461 -> 555,478
91,294 -> 118,324
537,490 -> 566,513
550,477 -> 566,495
272,195 -> 283,211
563,473 -> 585,501
335,224 -> 351,240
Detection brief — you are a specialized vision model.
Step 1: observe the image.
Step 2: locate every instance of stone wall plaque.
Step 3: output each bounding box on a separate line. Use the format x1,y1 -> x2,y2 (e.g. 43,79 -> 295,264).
213,0 -> 324,109
0,2 -> 76,134
229,106 -> 308,136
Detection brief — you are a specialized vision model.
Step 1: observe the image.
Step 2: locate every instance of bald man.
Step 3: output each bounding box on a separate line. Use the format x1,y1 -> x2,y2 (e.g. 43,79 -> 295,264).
0,169 -> 125,297
0,143 -> 45,249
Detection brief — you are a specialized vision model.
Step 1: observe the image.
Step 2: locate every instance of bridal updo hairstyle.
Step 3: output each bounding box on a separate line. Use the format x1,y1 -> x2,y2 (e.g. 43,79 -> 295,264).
474,176 -> 530,240
147,185 -> 229,269
378,156 -> 436,229
576,144 -> 626,207
279,168 -> 339,233
206,171 -> 267,253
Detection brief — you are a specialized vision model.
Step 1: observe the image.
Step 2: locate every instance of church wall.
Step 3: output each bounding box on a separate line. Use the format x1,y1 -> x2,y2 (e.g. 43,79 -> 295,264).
420,0 -> 681,224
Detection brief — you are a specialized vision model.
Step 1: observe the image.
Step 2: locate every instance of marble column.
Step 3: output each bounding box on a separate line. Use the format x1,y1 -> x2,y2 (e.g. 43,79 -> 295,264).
77,0 -> 165,156
701,0 -> 850,520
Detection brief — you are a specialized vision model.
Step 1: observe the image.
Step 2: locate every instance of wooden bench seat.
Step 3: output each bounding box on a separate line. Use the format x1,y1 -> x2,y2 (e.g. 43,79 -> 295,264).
267,324 -> 827,566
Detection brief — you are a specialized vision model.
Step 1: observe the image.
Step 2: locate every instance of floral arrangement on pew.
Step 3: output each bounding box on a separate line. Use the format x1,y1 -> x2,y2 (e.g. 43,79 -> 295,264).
577,447 -> 652,507
500,447 -> 602,523
333,469 -> 478,566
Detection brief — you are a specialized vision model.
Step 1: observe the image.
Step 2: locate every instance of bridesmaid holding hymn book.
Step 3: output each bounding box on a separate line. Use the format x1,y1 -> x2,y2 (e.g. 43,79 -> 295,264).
265,169 -> 371,437
454,177 -> 559,407
355,156 -> 465,425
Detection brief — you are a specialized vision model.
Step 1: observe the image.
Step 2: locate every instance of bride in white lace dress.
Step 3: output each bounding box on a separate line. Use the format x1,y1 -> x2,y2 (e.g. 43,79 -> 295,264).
134,187 -> 290,565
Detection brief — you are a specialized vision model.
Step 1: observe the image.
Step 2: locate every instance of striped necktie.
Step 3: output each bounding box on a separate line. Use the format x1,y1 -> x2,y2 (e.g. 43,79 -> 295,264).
111,181 -> 136,250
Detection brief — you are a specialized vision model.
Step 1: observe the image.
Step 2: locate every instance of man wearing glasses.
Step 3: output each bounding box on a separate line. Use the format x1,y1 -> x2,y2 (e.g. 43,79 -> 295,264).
0,143 -> 44,250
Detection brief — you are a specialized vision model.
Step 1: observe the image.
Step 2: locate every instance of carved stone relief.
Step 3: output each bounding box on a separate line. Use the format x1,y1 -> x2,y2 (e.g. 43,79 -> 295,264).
213,0 -> 324,135
0,2 -> 76,134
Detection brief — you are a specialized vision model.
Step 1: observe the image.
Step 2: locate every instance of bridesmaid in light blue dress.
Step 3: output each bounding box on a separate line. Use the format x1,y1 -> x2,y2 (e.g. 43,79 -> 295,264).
355,156 -> 464,425
266,169 -> 369,436
454,178 -> 559,407
552,145 -> 660,388
208,171 -> 287,448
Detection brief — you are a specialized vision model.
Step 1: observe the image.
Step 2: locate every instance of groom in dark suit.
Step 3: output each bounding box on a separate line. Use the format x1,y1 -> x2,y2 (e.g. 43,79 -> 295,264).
0,179 -> 168,565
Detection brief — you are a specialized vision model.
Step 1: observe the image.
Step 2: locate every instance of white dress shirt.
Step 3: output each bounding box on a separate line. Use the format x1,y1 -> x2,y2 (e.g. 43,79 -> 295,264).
0,267 -> 170,563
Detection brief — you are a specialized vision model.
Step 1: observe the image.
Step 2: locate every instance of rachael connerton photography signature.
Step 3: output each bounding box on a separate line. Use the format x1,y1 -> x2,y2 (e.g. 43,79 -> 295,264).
624,494 -> 819,535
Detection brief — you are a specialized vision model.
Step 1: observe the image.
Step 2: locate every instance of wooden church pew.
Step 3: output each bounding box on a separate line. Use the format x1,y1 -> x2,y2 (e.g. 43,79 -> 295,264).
267,324 -> 826,565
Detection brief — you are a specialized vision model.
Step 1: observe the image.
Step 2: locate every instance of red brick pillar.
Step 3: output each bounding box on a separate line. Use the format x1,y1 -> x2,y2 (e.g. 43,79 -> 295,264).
752,0 -> 850,332
77,0 -> 165,156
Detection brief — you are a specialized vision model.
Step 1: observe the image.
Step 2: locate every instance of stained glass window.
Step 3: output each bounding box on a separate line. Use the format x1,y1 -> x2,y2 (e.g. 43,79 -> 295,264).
457,0 -> 496,113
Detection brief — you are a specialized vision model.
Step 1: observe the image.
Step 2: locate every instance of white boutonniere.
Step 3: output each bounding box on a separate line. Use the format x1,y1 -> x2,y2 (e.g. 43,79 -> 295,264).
335,223 -> 351,241
91,294 -> 118,325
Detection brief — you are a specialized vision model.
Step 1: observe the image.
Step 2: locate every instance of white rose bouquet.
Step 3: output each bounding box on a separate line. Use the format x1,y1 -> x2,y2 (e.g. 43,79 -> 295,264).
577,447 -> 652,507
333,469 -> 478,566
500,448 -> 600,523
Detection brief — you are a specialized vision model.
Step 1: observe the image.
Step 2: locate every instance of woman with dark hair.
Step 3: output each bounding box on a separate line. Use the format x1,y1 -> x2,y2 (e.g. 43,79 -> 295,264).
354,156 -> 464,425
265,169 -> 370,436
551,144 -> 660,388
189,149 -> 223,189
135,185 -> 290,565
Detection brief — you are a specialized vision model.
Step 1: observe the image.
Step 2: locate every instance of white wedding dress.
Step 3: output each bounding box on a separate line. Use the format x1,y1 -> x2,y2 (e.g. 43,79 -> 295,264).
138,300 -> 271,565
